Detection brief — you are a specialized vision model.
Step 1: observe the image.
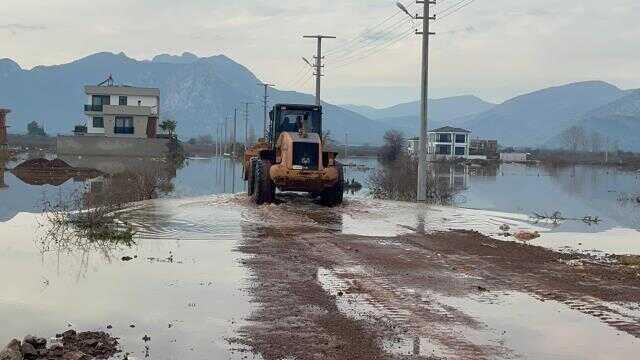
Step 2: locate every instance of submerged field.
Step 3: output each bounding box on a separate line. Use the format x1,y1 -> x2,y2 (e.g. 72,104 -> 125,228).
1,156 -> 639,359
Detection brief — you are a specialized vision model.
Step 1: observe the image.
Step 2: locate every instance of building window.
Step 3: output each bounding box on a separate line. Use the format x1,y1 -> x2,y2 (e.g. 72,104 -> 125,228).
91,95 -> 110,106
114,117 -> 134,134
92,117 -> 104,128
436,145 -> 451,155
455,146 -> 466,156
455,134 -> 467,143
436,133 -> 452,143
119,96 -> 128,106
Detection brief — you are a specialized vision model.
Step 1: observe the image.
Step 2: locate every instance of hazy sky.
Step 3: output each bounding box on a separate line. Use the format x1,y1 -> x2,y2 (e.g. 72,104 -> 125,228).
1,0 -> 638,107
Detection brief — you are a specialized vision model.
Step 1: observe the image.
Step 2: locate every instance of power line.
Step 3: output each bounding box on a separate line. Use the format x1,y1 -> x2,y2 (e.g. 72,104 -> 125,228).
331,27 -> 416,68
291,67 -> 314,89
324,9 -> 405,56
437,0 -> 478,21
283,63 -> 311,88
329,18 -> 415,63
324,3 -> 417,59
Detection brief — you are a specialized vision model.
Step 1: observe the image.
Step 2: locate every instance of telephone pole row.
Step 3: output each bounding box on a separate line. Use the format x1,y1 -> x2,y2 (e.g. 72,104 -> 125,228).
241,102 -> 252,147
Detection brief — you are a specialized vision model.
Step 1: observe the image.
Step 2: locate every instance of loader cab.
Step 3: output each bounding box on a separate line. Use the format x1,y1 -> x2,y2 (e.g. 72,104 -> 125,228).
269,104 -> 322,145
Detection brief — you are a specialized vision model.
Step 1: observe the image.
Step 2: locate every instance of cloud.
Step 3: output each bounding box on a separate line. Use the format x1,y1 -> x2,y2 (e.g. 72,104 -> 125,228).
0,0 -> 638,104
0,23 -> 46,35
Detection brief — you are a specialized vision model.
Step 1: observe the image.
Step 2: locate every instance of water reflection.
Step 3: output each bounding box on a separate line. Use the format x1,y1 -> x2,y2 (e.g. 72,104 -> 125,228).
0,159 -> 7,190
0,155 -> 247,222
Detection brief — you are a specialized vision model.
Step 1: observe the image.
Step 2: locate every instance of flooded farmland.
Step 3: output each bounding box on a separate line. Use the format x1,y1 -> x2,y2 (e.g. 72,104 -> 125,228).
1,155 -> 639,359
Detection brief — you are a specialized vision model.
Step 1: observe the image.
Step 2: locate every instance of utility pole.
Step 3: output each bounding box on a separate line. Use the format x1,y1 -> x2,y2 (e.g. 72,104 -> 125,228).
233,108 -> 238,157
344,132 -> 349,179
215,123 -> 219,156
344,133 -> 348,162
303,35 -> 336,106
257,83 -> 275,139
224,117 -> 228,155
416,1 -> 436,202
241,102 -> 252,147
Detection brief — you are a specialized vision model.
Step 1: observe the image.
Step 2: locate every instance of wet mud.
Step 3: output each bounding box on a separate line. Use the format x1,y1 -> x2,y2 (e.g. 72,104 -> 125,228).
232,194 -> 640,359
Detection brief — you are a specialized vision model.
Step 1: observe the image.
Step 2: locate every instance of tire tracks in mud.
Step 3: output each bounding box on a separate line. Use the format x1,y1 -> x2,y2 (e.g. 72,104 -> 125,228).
230,198 -> 640,359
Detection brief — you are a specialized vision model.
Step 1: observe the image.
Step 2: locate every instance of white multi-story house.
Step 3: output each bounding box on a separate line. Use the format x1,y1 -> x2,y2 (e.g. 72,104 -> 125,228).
83,84 -> 160,138
428,126 -> 470,158
407,126 -> 471,159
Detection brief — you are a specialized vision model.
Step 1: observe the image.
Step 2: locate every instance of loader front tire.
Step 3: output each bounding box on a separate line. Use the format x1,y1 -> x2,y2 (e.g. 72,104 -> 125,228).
247,157 -> 258,196
252,159 -> 274,205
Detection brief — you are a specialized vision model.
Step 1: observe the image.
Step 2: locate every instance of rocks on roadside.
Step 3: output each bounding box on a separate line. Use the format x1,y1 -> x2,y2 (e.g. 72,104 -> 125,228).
22,336 -> 46,350
558,258 -> 584,267
19,342 -> 37,359
513,230 -> 540,241
617,255 -> 640,266
0,339 -> 22,360
2,330 -> 120,360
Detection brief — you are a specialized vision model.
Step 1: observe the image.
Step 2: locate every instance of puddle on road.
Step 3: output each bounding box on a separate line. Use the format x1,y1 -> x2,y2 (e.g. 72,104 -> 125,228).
437,291 -> 640,359
318,266 -> 640,359
0,194 -> 261,360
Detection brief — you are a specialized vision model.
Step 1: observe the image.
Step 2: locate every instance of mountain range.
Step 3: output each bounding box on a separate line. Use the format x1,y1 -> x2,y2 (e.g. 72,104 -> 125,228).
1,52 -> 639,150
0,52 -> 390,144
342,96 -> 495,136
346,81 -> 640,150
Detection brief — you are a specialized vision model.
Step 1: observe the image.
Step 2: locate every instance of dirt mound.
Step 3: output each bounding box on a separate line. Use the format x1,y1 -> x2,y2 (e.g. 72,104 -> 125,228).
13,158 -> 72,171
1,330 -> 120,360
49,158 -> 72,168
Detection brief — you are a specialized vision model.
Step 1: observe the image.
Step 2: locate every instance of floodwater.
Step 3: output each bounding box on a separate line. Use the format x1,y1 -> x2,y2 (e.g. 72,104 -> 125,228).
0,196 -> 258,360
1,154 -> 639,358
343,159 -> 640,254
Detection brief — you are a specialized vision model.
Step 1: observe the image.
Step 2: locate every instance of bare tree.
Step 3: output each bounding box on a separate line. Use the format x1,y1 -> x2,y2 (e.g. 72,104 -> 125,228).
560,126 -> 587,152
589,130 -> 604,153
378,130 -> 405,164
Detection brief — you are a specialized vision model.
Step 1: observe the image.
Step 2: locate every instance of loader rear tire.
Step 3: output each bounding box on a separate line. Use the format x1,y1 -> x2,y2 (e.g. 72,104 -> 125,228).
252,159 -> 274,205
320,163 -> 344,207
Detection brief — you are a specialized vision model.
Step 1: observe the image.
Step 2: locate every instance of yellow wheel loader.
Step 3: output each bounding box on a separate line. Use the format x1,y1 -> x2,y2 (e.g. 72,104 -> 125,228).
243,104 -> 343,206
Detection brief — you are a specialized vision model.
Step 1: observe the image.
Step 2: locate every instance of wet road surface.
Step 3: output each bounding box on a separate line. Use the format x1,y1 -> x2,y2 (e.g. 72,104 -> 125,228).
1,192 -> 639,359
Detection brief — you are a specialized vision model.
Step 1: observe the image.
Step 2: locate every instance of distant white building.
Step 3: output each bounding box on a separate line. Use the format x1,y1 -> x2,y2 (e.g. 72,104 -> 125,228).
83,83 -> 160,138
407,126 -> 471,159
57,79 -> 168,157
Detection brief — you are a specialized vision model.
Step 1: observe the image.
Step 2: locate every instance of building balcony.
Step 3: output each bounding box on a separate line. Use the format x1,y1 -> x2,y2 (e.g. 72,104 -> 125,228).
103,105 -> 153,116
84,104 -> 156,117
84,104 -> 103,112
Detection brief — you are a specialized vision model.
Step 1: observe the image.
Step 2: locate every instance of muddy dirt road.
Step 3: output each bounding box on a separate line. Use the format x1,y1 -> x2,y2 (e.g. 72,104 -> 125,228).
230,194 -> 640,359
